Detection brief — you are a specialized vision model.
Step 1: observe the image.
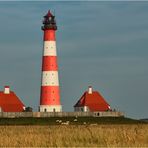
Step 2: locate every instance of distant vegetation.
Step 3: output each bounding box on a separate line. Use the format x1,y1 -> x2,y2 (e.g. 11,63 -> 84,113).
0,117 -> 146,125
0,124 -> 147,147
141,118 -> 148,122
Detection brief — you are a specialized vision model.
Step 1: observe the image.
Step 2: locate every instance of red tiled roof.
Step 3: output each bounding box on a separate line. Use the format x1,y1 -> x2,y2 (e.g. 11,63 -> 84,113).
0,91 -> 25,112
74,91 -> 110,111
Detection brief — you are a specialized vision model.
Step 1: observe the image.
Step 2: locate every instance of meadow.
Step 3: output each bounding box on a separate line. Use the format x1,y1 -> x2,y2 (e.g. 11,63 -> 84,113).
0,124 -> 147,147
0,117 -> 144,125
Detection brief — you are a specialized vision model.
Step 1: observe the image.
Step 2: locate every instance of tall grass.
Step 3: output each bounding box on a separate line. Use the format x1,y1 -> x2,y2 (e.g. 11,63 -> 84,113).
0,124 -> 147,147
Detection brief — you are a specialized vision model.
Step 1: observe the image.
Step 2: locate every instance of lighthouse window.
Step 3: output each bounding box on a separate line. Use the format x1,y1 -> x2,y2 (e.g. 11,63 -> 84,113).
52,82 -> 54,84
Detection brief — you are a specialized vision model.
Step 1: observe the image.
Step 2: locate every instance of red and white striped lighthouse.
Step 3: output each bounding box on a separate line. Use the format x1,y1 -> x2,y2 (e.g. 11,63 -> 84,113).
39,10 -> 62,112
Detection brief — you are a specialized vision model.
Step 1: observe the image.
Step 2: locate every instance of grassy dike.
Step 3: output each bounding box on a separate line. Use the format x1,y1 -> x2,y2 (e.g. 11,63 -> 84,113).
0,117 -> 146,125
0,117 -> 147,147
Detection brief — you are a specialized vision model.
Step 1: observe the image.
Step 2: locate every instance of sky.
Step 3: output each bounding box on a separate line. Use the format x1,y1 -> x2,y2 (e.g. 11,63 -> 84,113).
0,1 -> 148,119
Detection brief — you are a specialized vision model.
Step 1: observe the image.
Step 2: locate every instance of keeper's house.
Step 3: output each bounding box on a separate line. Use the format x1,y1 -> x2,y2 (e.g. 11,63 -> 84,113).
74,86 -> 111,112
0,86 -> 25,112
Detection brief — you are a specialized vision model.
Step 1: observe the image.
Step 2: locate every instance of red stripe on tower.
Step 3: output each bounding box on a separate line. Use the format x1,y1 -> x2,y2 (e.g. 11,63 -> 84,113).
39,10 -> 62,112
42,56 -> 58,71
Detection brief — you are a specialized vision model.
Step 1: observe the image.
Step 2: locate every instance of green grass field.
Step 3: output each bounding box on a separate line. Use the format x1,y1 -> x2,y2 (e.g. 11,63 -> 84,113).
0,117 -> 146,125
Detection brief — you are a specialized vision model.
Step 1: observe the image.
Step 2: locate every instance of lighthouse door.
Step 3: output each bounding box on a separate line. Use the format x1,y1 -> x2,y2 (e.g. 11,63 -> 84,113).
53,108 -> 56,112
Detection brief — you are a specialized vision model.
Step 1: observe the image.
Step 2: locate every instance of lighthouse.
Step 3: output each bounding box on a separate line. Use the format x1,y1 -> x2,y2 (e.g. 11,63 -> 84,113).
39,10 -> 62,112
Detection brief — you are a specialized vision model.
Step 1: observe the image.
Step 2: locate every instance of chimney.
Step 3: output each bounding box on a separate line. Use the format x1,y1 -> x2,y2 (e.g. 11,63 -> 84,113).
88,86 -> 93,94
4,86 -> 10,94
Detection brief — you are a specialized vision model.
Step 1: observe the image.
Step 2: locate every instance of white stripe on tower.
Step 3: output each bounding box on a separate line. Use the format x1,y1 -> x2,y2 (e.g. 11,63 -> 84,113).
42,71 -> 59,86
43,41 -> 57,56
39,10 -> 62,112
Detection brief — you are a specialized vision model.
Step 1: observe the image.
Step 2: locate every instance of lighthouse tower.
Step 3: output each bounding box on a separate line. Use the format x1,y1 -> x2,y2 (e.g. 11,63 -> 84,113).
39,10 -> 62,112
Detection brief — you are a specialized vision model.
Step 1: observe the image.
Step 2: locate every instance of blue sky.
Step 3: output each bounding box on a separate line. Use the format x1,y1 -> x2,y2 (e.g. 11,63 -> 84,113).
0,1 -> 148,119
